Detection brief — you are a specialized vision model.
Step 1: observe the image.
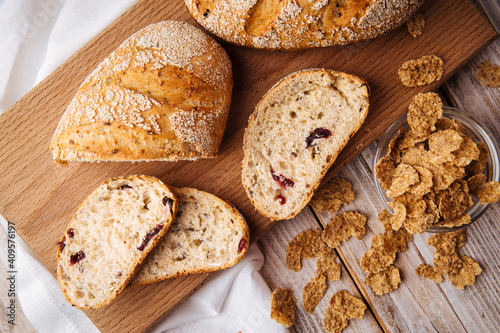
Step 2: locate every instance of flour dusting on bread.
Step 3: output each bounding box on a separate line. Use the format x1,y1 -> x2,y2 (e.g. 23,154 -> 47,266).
88,21 -> 230,90
185,0 -> 424,50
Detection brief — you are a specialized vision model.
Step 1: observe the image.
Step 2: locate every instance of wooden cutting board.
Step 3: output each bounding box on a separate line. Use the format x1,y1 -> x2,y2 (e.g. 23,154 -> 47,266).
0,0 -> 496,332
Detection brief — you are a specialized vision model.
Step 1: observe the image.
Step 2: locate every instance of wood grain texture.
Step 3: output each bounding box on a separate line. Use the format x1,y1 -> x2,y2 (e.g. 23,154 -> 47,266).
0,0 -> 496,332
257,208 -> 382,333
475,0 -> 500,32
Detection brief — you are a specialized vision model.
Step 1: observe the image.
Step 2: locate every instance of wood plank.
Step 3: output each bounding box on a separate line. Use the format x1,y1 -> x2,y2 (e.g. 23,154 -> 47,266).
439,34 -> 500,332
0,0 -> 496,332
257,208 -> 382,333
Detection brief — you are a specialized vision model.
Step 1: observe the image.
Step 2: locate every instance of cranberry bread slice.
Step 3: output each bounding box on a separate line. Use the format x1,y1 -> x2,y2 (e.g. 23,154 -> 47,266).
130,187 -> 249,286
56,175 -> 178,309
242,69 -> 369,220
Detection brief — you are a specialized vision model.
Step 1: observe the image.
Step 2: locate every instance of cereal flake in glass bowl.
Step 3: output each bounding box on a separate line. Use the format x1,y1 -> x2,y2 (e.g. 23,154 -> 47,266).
373,106 -> 500,233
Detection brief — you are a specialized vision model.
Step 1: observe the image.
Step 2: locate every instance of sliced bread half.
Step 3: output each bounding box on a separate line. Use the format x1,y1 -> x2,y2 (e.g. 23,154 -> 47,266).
242,69 -> 369,220
57,175 -> 178,309
130,187 -> 249,286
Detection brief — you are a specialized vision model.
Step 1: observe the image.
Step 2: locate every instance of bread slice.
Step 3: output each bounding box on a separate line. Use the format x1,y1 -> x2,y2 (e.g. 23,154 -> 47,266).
56,175 -> 178,309
130,187 -> 249,286
242,69 -> 369,220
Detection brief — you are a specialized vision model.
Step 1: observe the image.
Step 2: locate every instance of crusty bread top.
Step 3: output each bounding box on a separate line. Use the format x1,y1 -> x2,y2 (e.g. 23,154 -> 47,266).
84,21 -> 231,92
56,175 -> 178,309
185,0 -> 424,50
50,21 -> 232,165
242,69 -> 369,220
130,187 -> 250,286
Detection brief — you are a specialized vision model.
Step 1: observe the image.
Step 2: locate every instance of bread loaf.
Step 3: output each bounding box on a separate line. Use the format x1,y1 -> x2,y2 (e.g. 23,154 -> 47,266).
242,69 -> 369,220
185,0 -> 424,50
130,187 -> 249,286
50,21 -> 232,166
56,175 -> 178,309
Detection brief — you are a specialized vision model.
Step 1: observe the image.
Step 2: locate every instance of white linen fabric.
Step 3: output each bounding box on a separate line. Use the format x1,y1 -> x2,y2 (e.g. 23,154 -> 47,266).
0,1 -> 288,332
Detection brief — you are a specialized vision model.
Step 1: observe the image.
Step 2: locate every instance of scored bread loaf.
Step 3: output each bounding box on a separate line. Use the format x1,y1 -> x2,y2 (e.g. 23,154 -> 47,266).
130,187 -> 250,286
56,175 -> 178,309
50,21 -> 232,166
242,69 -> 369,220
185,0 -> 424,50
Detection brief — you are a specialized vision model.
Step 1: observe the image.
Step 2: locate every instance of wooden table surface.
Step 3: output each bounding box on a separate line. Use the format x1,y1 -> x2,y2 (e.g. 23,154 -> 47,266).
2,1 -> 499,332
258,1 -> 500,332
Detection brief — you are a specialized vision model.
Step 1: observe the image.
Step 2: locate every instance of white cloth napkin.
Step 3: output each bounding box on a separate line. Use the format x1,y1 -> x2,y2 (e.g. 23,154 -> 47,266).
0,1 -> 288,332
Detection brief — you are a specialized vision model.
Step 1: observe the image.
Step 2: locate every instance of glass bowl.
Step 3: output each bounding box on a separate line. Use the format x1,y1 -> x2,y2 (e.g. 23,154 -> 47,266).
373,106 -> 500,233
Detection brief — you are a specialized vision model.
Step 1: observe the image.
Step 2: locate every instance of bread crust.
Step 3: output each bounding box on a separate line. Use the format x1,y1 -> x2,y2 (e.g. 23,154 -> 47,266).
242,68 -> 369,220
56,175 -> 178,309
50,21 -> 233,166
185,0 -> 424,51
130,187 -> 250,286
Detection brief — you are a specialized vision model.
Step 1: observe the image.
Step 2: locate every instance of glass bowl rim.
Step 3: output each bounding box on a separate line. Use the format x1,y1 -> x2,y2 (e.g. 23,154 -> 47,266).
373,106 -> 500,233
